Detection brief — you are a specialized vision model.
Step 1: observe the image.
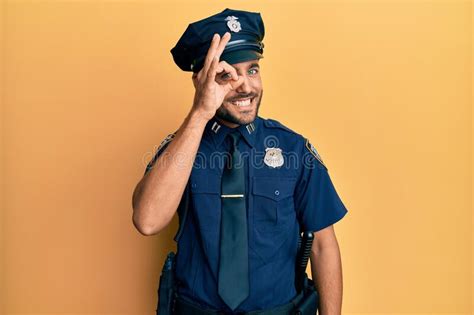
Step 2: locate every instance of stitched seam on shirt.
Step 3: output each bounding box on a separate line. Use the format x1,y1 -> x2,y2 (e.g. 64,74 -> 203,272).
189,229 -> 199,299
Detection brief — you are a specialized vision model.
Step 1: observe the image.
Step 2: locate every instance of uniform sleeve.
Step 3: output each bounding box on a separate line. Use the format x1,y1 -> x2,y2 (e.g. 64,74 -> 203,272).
294,140 -> 348,233
144,133 -> 175,176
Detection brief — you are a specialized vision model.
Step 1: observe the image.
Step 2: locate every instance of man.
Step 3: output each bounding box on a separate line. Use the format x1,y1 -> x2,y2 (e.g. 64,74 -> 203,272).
132,8 -> 348,315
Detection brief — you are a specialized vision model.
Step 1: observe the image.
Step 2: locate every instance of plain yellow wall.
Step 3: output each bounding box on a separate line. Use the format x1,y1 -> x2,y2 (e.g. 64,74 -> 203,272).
0,1 -> 472,314
1,0 -> 4,313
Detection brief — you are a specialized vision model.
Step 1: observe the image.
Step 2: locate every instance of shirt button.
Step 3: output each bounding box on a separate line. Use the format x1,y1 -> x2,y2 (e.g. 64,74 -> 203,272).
192,183 -> 197,188
274,190 -> 280,196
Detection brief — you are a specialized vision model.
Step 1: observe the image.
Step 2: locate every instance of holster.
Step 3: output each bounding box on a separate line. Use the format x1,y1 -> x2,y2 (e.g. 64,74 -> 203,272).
156,251 -> 178,315
292,231 -> 319,315
156,182 -> 190,315
291,273 -> 319,315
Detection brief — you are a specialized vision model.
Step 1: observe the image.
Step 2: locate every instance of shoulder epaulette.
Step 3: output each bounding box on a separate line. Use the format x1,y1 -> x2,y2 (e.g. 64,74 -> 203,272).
263,118 -> 298,135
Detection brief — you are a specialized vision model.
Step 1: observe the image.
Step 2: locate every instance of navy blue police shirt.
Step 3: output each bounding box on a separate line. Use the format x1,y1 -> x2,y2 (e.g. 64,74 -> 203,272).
144,115 -> 348,312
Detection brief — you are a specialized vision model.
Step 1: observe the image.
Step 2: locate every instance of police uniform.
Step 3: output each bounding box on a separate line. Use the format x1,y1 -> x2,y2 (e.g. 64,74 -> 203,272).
145,8 -> 348,315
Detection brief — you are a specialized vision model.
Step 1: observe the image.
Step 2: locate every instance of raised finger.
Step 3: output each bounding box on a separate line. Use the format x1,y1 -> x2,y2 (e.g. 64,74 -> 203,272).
200,33 -> 221,76
204,55 -> 220,84
213,32 -> 231,61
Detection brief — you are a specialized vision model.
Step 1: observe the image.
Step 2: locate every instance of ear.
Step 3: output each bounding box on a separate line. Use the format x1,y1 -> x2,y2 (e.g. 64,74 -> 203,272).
192,72 -> 198,89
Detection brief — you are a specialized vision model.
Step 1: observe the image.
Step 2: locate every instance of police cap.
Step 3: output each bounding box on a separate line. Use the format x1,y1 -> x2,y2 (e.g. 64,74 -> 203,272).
171,8 -> 265,73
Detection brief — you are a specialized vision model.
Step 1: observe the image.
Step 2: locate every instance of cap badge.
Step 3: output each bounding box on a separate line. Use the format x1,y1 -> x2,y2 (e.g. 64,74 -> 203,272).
264,147 -> 284,168
225,16 -> 241,33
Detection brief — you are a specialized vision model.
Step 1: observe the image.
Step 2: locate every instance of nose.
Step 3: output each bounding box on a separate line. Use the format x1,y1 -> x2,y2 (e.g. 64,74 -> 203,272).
235,74 -> 252,94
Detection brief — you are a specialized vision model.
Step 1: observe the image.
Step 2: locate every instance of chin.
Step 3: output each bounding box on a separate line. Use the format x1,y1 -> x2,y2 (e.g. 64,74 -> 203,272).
217,92 -> 262,125
218,103 -> 257,125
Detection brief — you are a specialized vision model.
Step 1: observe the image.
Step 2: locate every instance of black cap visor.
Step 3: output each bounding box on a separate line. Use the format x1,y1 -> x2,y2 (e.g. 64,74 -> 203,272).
192,49 -> 263,73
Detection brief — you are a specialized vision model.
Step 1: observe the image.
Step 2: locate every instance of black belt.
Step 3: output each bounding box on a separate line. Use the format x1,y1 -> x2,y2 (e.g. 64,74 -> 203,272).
173,290 -> 305,315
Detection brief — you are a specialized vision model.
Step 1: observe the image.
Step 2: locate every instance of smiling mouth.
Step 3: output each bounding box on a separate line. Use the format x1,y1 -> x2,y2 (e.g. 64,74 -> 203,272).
229,97 -> 254,107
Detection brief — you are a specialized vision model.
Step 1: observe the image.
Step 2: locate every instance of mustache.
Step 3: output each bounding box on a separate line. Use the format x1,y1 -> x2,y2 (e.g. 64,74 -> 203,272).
227,93 -> 257,102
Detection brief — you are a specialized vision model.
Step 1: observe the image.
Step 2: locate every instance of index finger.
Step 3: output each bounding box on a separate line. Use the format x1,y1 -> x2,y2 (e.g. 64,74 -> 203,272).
202,32 -> 231,75
213,32 -> 231,61
200,33 -> 221,76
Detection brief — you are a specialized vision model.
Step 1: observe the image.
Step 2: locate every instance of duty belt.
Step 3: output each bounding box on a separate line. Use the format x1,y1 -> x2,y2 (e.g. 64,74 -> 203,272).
173,290 -> 305,315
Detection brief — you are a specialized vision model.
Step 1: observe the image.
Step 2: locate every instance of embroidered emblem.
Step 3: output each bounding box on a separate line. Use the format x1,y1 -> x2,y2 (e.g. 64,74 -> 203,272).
156,133 -> 175,155
264,147 -> 284,168
225,16 -> 241,33
305,138 -> 325,167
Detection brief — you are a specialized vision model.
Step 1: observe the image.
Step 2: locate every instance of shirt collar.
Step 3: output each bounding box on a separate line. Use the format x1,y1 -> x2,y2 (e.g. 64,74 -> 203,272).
205,115 -> 261,149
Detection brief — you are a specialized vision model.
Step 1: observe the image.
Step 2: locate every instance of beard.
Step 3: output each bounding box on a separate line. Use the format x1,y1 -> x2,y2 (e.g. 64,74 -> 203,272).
215,90 -> 263,125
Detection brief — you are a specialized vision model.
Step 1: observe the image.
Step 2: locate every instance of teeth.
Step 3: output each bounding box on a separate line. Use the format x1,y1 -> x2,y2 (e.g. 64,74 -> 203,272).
231,98 -> 252,107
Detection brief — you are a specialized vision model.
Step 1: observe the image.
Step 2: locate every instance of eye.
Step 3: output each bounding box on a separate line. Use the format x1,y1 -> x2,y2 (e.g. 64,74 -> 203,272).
220,72 -> 232,80
248,68 -> 259,75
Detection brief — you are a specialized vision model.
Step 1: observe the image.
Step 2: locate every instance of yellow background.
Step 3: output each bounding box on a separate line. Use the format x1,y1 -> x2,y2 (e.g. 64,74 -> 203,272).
0,1 -> 472,314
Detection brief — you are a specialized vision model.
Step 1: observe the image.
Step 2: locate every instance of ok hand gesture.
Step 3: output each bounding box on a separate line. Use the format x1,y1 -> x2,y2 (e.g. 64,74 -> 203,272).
191,32 -> 244,121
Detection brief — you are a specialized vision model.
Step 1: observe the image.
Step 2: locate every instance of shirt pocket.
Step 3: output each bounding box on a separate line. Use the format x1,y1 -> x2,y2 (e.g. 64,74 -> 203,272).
190,171 -> 221,234
252,176 -> 297,234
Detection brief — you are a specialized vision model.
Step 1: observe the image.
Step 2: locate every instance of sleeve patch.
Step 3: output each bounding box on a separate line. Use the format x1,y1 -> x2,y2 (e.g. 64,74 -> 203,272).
155,133 -> 176,155
144,132 -> 176,175
305,138 -> 326,168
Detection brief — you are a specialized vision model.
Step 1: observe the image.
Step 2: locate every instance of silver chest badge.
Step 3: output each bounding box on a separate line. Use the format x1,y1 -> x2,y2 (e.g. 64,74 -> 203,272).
264,147 -> 284,168
225,16 -> 241,33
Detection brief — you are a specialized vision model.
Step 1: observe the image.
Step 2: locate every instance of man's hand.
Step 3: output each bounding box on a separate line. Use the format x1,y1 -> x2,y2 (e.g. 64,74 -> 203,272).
191,32 -> 244,121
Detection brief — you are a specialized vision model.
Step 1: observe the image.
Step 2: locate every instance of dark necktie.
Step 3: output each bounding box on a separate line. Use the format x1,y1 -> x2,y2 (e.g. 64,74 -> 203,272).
218,130 -> 249,311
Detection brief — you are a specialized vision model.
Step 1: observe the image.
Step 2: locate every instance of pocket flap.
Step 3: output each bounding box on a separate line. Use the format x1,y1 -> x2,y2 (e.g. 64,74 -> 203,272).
252,177 -> 296,201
